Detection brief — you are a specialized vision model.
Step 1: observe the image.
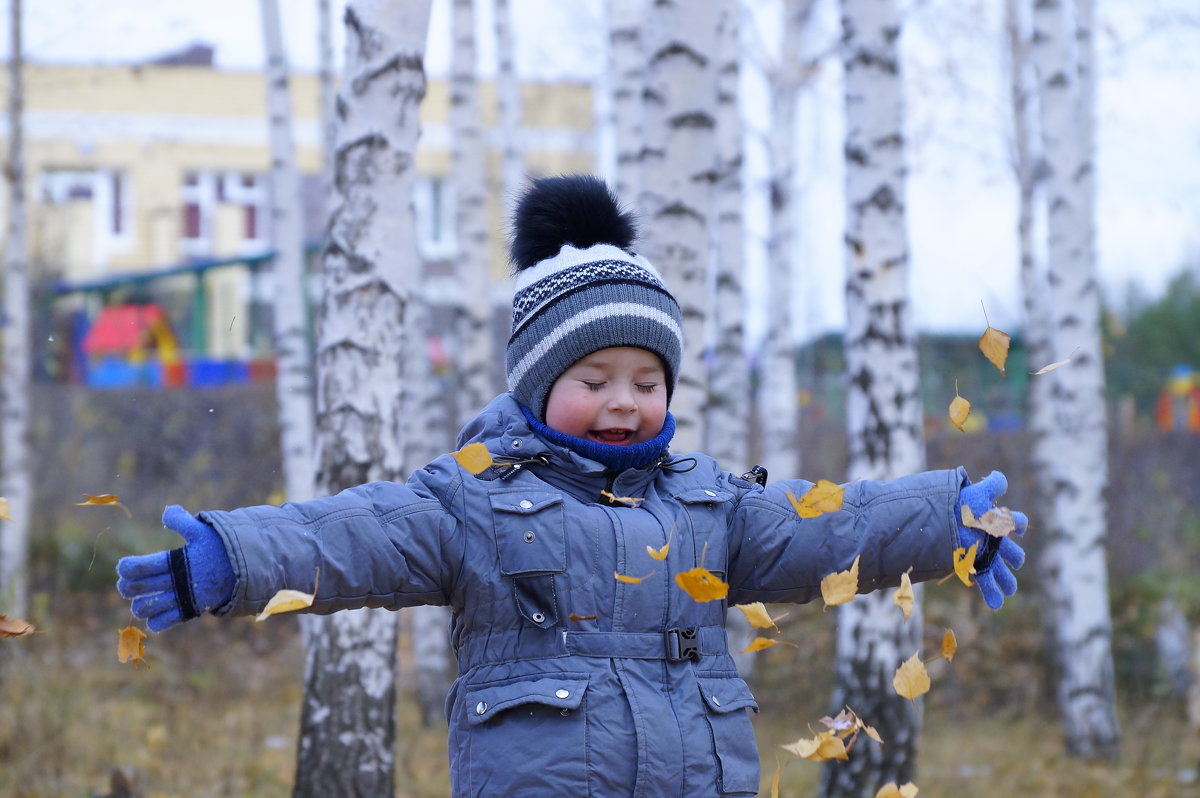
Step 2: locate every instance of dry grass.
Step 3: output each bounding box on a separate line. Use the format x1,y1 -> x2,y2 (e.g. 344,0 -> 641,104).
2,593 -> 1197,798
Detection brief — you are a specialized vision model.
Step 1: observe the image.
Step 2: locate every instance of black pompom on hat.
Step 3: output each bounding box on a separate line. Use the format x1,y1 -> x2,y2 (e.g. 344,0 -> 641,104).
505,175 -> 683,419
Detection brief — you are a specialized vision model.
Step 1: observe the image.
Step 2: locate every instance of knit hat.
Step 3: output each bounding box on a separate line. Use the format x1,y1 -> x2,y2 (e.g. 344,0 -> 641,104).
506,175 -> 684,420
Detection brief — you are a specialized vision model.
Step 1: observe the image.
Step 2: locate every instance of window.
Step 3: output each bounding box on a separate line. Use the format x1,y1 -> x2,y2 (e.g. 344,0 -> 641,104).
181,170 -> 267,256
41,168 -> 134,259
413,175 -> 457,260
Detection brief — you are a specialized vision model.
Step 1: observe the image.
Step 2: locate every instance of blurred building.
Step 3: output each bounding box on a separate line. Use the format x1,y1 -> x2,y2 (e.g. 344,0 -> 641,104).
0,47 -> 595,378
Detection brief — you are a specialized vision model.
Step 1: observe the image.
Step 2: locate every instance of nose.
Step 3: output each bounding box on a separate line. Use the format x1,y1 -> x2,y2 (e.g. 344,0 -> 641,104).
608,384 -> 637,413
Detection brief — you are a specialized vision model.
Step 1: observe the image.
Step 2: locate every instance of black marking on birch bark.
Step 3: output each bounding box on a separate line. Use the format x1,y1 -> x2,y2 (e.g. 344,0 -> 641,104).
873,132 -> 904,150
669,111 -> 716,130
849,48 -> 899,76
845,142 -> 869,166
641,86 -> 665,105
858,184 -> 901,214
611,28 -> 639,46
1047,71 -> 1070,89
657,200 -> 704,223
351,53 -> 426,95
650,41 -> 708,69
882,26 -> 901,45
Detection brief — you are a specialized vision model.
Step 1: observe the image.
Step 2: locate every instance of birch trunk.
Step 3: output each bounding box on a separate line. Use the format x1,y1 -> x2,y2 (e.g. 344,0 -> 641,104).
494,0 -> 523,214
608,0 -> 647,205
639,0 -> 720,453
760,0 -> 817,483
0,0 -> 30,619
261,0 -> 316,503
822,0 -> 924,793
1030,0 -> 1119,761
294,2 -> 432,794
451,0 -> 493,426
317,0 -> 337,217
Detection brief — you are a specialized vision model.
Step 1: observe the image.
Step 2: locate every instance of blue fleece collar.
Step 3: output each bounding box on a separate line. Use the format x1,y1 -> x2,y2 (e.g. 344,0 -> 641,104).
518,403 -> 675,471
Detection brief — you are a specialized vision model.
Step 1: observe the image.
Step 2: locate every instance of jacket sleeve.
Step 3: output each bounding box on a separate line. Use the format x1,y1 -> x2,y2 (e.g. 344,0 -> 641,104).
199,456 -> 464,618
725,467 -> 966,606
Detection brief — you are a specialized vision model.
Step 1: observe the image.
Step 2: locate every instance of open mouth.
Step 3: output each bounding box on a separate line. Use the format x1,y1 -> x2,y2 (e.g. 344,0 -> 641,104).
589,429 -> 636,445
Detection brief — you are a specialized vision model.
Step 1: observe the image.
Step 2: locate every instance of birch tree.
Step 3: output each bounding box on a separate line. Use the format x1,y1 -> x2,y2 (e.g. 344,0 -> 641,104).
1029,0 -> 1120,761
822,0 -> 924,793
494,0 -> 523,213
317,0 -> 337,216
639,0 -> 721,453
450,0 -> 493,426
0,0 -> 30,619
261,0 -> 316,503
608,0 -> 647,204
293,2 -> 432,794
706,0 -> 747,473
760,0 -> 818,483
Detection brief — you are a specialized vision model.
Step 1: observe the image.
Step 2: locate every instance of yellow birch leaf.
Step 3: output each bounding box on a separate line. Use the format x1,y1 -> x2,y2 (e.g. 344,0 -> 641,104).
894,571 -> 914,620
876,783 -> 920,798
117,625 -> 148,667
77,493 -> 132,518
646,541 -> 670,560
0,497 -> 10,521
256,568 -> 320,621
742,636 -> 799,654
782,730 -> 849,762
675,567 -> 729,602
734,602 -> 789,630
960,505 -> 1017,538
821,555 -> 860,609
863,724 -> 884,745
614,570 -> 655,584
893,652 -> 931,700
978,323 -> 1011,375
770,760 -> 781,798
601,490 -> 645,506
1030,345 -> 1080,375
940,629 -> 958,663
786,480 -> 845,519
952,543 -> 978,586
451,442 -> 494,474
949,380 -> 971,433
0,614 -> 37,638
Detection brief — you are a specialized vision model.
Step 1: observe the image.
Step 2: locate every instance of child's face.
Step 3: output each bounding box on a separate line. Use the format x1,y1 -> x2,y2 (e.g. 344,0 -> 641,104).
544,347 -> 668,446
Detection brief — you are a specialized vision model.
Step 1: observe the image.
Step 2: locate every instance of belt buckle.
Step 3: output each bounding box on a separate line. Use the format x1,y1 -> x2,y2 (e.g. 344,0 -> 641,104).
665,626 -> 700,662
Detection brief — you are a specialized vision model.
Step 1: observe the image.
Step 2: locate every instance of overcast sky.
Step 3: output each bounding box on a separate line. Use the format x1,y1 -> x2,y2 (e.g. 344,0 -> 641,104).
2,0 -> 1197,342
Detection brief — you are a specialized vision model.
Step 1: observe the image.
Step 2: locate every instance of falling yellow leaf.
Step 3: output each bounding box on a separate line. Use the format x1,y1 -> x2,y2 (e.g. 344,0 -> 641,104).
734,602 -> 789,631
0,614 -> 37,638
786,480 -> 845,519
940,629 -> 958,663
256,569 -> 319,621
876,783 -> 920,798
893,652 -> 931,700
77,493 -> 132,518
118,625 -> 148,667
863,723 -> 884,745
770,760 -> 781,798
1030,345 -> 1080,376
961,505 -> 1017,538
821,555 -> 860,609
451,442 -> 494,474
742,636 -> 799,654
675,567 -> 729,602
949,380 -> 971,433
615,570 -> 655,584
601,490 -> 645,506
0,497 -> 9,521
894,571 -> 914,620
782,730 -> 849,761
952,543 -> 978,587
646,541 -> 670,560
978,303 -> 1011,374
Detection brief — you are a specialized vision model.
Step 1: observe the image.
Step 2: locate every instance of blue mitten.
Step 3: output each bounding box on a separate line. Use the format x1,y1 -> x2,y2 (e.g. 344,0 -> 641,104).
956,471 -> 1028,610
116,505 -> 235,632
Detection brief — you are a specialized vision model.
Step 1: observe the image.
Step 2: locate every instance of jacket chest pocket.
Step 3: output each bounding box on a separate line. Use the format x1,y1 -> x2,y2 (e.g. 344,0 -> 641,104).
491,491 -> 566,629
673,487 -> 736,576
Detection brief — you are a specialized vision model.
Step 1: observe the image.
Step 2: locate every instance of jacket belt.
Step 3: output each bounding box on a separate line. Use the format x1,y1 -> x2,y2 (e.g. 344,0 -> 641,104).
453,625 -> 729,672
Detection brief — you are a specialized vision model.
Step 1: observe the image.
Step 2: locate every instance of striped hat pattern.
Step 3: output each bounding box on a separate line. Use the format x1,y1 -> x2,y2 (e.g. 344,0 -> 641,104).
504,176 -> 683,420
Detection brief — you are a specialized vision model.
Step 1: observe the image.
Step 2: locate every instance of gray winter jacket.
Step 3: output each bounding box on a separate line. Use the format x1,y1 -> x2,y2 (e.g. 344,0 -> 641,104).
201,394 -> 964,797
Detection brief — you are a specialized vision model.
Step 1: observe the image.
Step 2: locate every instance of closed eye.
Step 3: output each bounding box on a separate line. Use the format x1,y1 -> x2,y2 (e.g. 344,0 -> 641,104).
636,384 -> 658,393
582,381 -> 605,391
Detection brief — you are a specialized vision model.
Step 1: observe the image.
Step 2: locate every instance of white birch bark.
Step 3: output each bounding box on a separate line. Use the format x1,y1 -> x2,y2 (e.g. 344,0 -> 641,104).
760,0 -> 817,484
317,0 -> 337,217
294,2 -> 432,793
706,0 -> 747,474
261,0 -> 316,503
494,0 -> 524,215
822,0 -> 924,792
639,0 -> 720,454
0,0 -> 30,618
1030,0 -> 1119,761
608,0 -> 647,205
451,0 -> 493,427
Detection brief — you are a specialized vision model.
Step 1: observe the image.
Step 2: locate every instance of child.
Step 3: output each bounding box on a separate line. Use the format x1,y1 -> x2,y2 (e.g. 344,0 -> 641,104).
117,174 -> 1027,797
